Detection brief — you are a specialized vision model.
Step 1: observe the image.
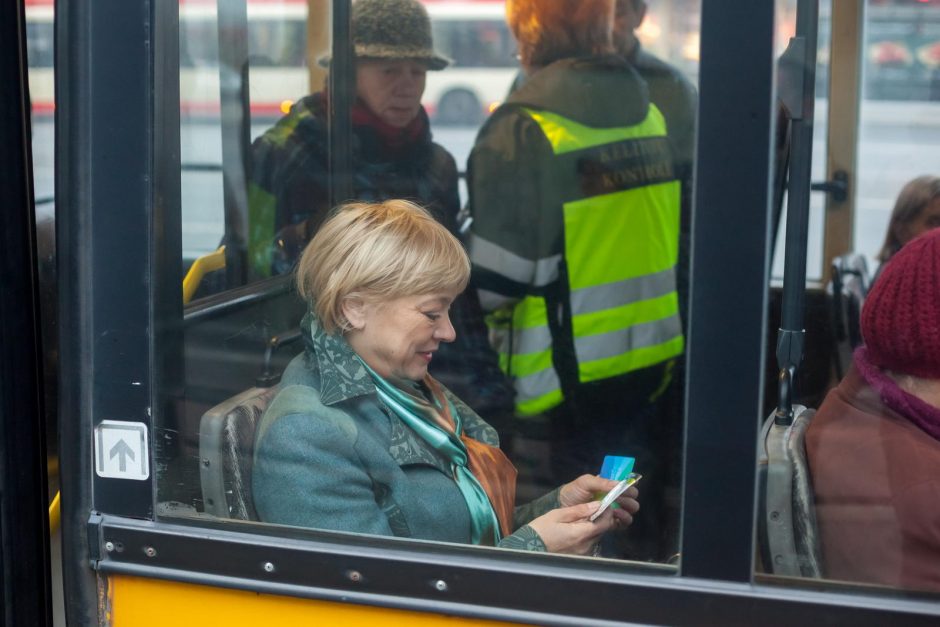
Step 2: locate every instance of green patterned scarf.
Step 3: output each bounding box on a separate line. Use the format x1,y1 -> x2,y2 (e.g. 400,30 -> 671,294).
360,361 -> 501,545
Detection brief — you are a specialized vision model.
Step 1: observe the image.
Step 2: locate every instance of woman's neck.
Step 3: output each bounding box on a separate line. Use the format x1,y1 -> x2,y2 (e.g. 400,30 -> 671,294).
889,372 -> 940,410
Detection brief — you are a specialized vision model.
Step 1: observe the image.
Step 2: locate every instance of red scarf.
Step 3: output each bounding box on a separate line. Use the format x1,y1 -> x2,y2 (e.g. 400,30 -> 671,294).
350,100 -> 427,152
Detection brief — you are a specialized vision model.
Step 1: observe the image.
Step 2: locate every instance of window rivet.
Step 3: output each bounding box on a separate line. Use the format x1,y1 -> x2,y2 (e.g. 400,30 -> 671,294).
144,546 -> 157,558
263,562 -> 275,573
105,542 -> 115,552
347,570 -> 362,583
434,579 -> 448,592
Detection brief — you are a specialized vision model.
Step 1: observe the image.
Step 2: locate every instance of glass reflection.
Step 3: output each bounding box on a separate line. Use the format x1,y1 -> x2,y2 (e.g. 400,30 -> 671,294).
169,0 -> 701,567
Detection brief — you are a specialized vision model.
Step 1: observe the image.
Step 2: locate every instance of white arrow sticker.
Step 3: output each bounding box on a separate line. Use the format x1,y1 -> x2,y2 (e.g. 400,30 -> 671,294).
94,420 -> 150,480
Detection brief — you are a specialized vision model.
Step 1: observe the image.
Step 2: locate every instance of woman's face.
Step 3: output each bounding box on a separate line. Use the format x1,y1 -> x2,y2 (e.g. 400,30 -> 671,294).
903,197 -> 940,245
343,291 -> 458,381
355,59 -> 428,128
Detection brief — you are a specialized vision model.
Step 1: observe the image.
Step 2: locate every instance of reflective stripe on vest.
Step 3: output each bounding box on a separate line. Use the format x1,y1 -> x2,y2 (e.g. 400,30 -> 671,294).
492,105 -> 683,416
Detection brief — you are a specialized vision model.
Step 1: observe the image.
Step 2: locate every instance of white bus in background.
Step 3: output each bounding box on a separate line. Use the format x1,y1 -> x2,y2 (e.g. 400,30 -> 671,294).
181,0 -> 519,127
178,0 -> 518,126
423,0 -> 519,126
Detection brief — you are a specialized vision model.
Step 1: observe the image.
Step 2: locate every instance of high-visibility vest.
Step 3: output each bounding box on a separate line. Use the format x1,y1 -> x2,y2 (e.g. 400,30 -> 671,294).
488,105 -> 683,416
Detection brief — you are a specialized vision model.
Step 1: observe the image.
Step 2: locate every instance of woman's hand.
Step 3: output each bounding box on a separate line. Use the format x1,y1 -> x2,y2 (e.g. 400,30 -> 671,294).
558,474 -> 640,529
526,502 -> 614,555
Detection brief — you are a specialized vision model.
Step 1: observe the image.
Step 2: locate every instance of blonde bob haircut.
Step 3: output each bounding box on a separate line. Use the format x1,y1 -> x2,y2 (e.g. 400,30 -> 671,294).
506,0 -> 615,69
296,199 -> 470,334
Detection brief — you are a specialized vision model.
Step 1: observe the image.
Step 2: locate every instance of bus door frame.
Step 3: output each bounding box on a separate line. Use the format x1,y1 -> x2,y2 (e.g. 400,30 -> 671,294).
0,0 -> 53,623
58,0 -> 940,624
821,0 -> 864,278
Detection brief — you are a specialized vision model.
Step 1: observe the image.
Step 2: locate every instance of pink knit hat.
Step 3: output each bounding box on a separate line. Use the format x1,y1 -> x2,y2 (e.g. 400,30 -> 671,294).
862,228 -> 940,378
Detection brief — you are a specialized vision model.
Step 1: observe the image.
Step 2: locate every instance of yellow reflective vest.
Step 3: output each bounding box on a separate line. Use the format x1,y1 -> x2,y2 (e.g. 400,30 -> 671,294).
471,104 -> 683,416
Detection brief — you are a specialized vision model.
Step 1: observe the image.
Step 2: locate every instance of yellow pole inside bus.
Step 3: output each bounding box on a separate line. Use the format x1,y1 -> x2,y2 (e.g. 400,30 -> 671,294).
307,0 -> 330,93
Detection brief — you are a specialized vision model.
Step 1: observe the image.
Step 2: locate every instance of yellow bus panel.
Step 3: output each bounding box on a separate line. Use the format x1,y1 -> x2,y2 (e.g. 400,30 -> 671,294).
107,575 -> 527,626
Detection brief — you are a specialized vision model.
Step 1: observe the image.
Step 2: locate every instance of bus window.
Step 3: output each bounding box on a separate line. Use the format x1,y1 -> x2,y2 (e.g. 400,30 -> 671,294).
178,0 -> 321,292
160,0 -> 700,571
856,0 -> 940,268
179,3 -> 225,268
422,1 -> 519,127
431,19 -> 516,68
770,0 -> 830,283
756,0 -> 940,600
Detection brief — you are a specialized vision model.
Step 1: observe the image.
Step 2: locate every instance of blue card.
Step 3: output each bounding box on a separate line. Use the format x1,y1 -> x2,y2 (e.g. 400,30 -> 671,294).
599,455 -> 635,481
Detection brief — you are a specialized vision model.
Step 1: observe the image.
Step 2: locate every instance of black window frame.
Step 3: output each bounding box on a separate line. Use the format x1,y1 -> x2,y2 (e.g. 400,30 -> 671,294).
56,0 -> 940,624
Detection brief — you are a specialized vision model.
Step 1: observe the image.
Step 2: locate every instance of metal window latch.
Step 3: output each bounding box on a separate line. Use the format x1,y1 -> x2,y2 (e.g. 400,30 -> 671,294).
810,170 -> 848,203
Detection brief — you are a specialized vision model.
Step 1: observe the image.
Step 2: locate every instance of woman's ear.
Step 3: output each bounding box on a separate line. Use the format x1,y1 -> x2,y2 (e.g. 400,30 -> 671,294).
341,296 -> 367,331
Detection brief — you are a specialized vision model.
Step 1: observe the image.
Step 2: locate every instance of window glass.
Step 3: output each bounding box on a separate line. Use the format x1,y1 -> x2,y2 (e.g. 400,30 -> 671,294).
24,0 -> 58,504
161,0 -> 704,571
180,2 -> 225,267
757,0 -> 940,599
770,0 -> 830,282
855,0 -> 940,270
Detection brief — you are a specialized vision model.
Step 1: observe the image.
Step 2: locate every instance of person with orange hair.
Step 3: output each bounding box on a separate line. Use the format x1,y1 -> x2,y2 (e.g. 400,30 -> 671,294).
467,0 -> 683,560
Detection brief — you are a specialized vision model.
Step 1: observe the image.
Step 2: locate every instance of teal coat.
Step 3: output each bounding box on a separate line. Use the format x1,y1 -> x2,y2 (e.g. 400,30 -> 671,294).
253,317 -> 557,550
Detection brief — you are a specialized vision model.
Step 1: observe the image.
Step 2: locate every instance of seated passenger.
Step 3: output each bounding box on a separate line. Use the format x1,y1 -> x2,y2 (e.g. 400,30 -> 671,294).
873,175 -> 940,283
253,200 -> 639,554
807,228 -> 940,592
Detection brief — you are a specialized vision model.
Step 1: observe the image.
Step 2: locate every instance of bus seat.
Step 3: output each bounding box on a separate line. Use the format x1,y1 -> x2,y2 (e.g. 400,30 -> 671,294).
829,253 -> 870,378
198,385 -> 280,521
757,405 -> 823,578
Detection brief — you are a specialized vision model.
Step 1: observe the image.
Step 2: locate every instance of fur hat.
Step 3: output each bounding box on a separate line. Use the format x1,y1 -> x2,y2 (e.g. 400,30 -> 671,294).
320,0 -> 450,70
862,228 -> 940,379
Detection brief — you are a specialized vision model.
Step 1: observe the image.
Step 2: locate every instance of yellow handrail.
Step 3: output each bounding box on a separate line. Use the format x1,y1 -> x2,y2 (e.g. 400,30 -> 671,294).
49,491 -> 60,535
182,245 -> 226,304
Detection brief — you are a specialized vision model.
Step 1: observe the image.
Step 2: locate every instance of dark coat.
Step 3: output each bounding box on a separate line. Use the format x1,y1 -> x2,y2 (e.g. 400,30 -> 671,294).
248,93 -> 459,276
806,365 -> 940,592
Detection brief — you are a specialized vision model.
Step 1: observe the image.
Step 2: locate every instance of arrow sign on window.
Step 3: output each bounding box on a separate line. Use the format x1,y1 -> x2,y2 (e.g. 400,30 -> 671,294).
109,439 -> 136,472
95,420 -> 149,480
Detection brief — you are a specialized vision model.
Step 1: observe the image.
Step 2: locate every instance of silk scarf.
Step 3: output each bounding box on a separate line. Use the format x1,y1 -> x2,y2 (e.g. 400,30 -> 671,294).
361,361 -> 505,545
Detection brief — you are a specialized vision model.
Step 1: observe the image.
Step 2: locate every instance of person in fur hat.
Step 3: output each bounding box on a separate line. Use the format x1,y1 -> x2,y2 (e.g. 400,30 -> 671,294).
248,0 -> 454,278
807,228 -> 940,592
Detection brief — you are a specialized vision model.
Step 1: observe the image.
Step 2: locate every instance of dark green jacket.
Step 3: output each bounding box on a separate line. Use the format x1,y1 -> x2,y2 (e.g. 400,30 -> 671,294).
252,316 -> 556,550
501,51 -> 695,329
469,55 -> 655,273
629,45 -> 697,328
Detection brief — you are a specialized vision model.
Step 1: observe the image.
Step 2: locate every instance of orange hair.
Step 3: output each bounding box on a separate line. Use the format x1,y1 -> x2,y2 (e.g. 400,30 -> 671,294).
506,0 -> 615,68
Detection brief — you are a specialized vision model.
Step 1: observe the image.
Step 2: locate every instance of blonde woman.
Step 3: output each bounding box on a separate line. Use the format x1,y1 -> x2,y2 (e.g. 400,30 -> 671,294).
253,200 -> 638,554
